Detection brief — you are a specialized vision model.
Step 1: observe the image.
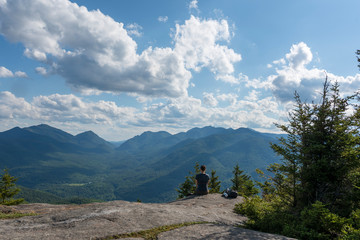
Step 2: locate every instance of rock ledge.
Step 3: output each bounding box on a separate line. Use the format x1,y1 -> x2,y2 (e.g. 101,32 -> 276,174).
0,194 -> 294,240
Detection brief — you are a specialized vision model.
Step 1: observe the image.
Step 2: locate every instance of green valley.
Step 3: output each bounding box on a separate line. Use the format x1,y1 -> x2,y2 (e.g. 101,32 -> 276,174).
0,124 -> 282,203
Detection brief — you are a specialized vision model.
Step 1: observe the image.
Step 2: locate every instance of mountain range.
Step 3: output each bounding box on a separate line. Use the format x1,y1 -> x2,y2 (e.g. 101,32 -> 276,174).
0,124 -> 284,203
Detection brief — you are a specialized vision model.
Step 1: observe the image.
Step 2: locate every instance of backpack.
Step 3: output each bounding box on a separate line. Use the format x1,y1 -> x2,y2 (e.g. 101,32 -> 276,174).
222,188 -> 238,198
228,190 -> 238,198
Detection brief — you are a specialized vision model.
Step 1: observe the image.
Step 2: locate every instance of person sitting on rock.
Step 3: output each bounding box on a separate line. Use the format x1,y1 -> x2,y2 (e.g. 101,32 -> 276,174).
195,165 -> 210,195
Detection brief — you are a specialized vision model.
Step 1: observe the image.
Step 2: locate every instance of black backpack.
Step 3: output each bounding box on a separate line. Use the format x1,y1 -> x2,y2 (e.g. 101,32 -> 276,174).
222,188 -> 238,198
228,190 -> 238,198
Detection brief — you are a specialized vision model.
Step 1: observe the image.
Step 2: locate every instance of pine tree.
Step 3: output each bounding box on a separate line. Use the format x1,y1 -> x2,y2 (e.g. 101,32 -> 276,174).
268,91 -> 310,207
231,164 -> 243,191
231,164 -> 258,197
208,170 -> 221,193
176,175 -> 194,199
176,162 -> 200,198
270,79 -> 360,214
0,169 -> 24,205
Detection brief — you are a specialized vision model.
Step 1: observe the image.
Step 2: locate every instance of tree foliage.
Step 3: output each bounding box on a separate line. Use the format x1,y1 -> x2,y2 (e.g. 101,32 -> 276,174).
231,164 -> 258,197
236,79 -> 360,239
0,169 -> 24,205
269,80 -> 360,214
208,170 -> 221,193
176,162 -> 200,198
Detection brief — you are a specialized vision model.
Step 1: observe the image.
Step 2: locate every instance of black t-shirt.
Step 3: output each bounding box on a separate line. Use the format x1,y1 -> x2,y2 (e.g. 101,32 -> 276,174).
195,173 -> 210,192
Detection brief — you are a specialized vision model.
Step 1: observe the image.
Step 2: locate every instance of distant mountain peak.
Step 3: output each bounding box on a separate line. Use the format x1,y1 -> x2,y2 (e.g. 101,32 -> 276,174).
75,130 -> 114,151
76,130 -> 97,137
23,124 -> 75,143
26,123 -> 58,131
140,130 -> 171,136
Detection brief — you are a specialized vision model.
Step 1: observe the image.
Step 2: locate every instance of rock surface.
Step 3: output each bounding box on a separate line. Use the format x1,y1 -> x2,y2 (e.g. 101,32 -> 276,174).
0,194 -> 295,240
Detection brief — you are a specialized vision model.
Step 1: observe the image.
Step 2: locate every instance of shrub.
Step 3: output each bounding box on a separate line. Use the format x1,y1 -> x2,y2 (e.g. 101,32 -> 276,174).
235,197 -> 360,240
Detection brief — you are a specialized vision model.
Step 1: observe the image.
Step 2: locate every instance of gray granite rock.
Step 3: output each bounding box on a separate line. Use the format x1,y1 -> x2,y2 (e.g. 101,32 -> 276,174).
0,194 -> 294,240
158,223 -> 296,240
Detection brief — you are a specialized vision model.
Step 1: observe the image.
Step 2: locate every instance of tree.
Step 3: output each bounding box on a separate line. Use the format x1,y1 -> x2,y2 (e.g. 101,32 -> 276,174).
176,175 -> 194,199
176,162 -> 200,198
235,79 -> 360,239
270,79 -> 360,214
0,169 -> 24,205
267,90 -> 311,207
231,164 -> 258,197
208,170 -> 221,193
357,50 -> 360,70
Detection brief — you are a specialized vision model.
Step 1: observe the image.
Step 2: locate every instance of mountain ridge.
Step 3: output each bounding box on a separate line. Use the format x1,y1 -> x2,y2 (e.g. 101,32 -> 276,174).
0,124 -> 283,203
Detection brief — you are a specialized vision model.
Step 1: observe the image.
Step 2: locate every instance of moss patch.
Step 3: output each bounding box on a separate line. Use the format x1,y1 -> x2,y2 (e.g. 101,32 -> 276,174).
0,212 -> 37,219
97,221 -> 208,240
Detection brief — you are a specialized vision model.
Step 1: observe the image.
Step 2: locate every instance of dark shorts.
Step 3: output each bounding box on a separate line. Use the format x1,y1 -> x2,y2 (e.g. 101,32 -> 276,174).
195,190 -> 208,195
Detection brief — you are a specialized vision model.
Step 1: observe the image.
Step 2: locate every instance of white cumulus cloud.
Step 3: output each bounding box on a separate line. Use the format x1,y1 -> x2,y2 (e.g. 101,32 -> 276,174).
265,42 -> 360,103
35,67 -> 48,76
0,91 -> 139,126
0,66 -> 14,78
202,92 -> 218,107
285,42 -> 313,69
0,0 -> 188,98
0,91 -> 35,119
0,66 -> 27,78
0,0 -> 240,98
173,16 -> 241,82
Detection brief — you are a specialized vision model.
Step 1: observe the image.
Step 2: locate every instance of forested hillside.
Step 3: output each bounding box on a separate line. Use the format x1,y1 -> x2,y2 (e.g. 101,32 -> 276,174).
0,124 -> 282,203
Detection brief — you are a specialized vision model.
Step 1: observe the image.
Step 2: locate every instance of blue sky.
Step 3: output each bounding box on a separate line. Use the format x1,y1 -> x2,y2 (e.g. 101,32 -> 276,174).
0,0 -> 359,140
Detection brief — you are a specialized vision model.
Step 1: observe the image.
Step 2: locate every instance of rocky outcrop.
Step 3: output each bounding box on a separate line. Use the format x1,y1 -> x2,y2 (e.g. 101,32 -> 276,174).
0,194 -> 294,240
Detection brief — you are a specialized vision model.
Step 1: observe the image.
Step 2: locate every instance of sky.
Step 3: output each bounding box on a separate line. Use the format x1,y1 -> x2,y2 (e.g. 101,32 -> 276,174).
0,0 -> 359,141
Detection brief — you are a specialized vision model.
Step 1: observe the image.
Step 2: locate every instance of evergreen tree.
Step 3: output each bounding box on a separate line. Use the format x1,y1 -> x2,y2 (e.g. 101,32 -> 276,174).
176,175 -> 194,199
208,170 -> 221,193
231,164 -> 258,197
176,162 -> 200,198
0,169 -> 24,205
231,164 -> 243,191
235,80 -> 360,239
270,79 -> 360,214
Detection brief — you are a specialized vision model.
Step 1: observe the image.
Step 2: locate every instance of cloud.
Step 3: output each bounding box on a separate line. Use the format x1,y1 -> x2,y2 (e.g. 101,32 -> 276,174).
0,66 -> 27,78
202,92 -> 218,107
125,23 -> 143,37
244,90 -> 260,101
0,66 -> 14,78
24,48 -> 47,61
35,67 -> 48,76
33,93 -> 140,124
285,42 -> 313,69
158,16 -> 168,23
189,0 -> 199,11
265,42 -> 360,103
0,91 -> 139,126
0,0 -> 240,98
140,93 -> 286,133
14,71 -> 28,78
173,16 -> 241,82
0,91 -> 34,119
0,0 -> 189,98
217,93 -> 237,105
0,90 -> 287,139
